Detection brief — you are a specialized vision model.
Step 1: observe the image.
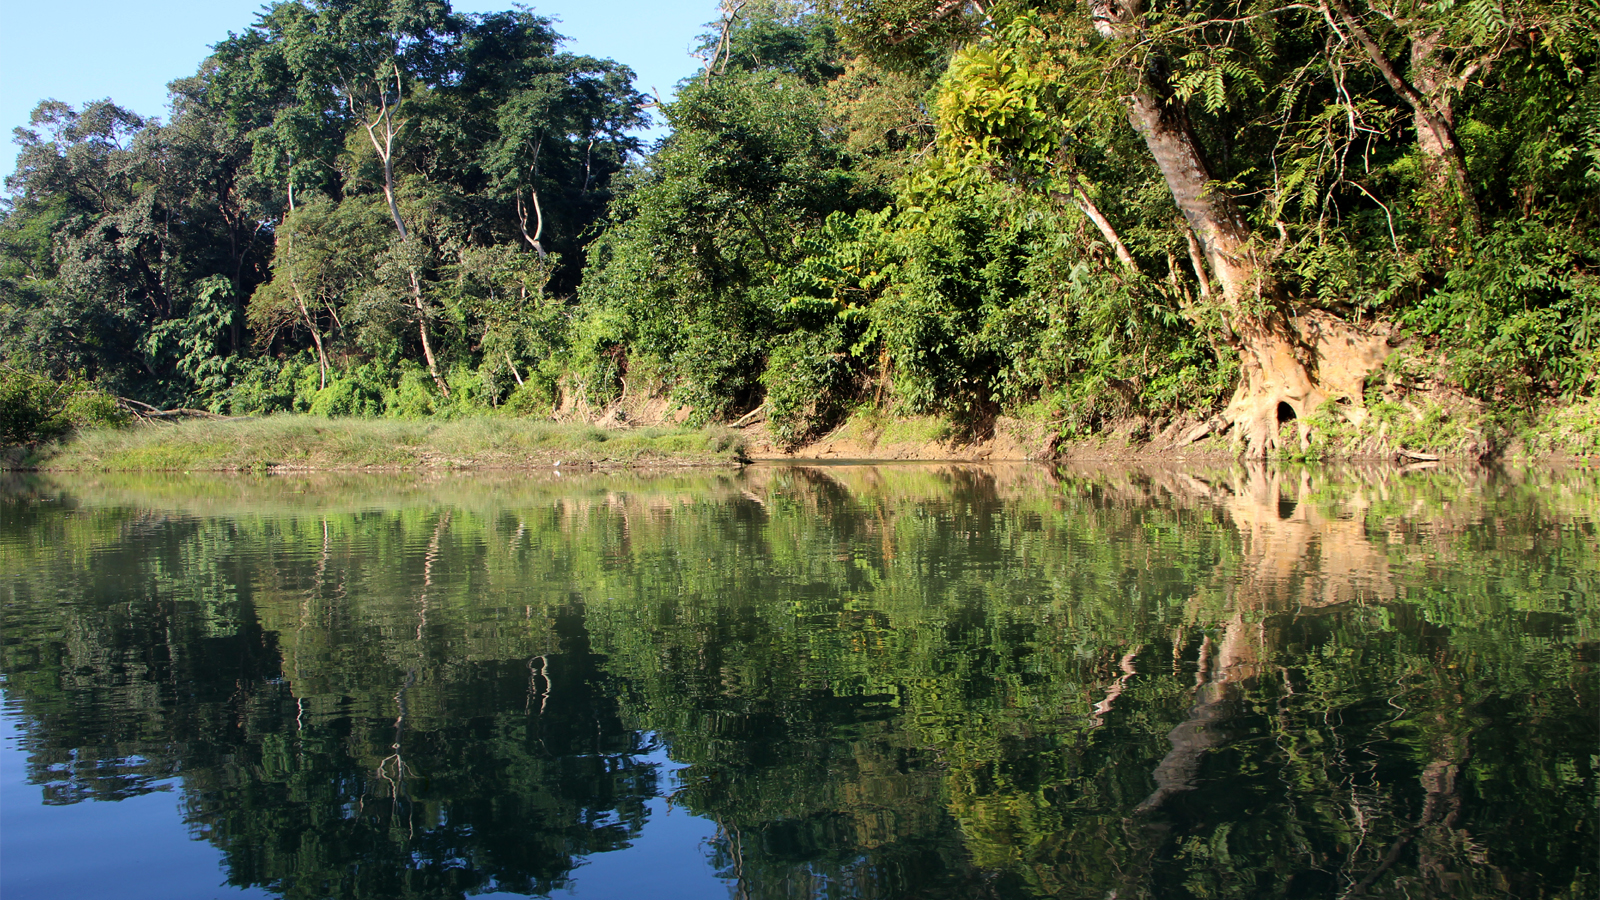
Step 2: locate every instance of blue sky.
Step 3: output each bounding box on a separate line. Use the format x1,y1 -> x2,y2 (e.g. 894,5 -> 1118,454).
0,0 -> 718,184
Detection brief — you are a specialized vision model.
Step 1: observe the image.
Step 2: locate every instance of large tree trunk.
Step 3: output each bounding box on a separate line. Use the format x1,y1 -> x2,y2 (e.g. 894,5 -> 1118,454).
1123,86 -> 1259,300
1407,29 -> 1480,233
1093,0 -> 1391,456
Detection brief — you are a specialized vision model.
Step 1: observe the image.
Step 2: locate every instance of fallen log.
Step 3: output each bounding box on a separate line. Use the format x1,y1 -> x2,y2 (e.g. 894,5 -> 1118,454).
117,397 -> 248,421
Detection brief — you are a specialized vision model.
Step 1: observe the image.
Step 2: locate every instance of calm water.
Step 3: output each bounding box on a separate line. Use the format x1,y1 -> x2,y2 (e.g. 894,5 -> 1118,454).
0,463 -> 1595,900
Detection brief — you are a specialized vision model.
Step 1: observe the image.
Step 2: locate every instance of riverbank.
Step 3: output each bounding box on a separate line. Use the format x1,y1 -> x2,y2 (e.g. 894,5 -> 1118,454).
739,394 -> 1600,465
10,416 -> 749,472
7,393 -> 1595,472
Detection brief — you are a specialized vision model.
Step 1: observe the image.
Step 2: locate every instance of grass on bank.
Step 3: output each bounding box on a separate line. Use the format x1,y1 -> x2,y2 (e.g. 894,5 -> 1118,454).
1250,393 -> 1600,463
21,415 -> 749,472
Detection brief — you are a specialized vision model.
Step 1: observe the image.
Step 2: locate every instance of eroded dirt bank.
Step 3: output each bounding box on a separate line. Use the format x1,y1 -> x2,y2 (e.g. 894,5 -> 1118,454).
578,387 -> 1599,465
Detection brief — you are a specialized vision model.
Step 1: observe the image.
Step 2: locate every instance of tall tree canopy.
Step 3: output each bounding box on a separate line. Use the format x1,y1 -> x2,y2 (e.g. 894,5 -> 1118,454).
814,0 -> 1599,452
3,0 -> 643,412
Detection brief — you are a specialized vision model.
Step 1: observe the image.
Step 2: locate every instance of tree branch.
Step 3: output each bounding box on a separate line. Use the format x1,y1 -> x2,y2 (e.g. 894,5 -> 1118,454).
1320,0 -> 1453,163
1062,184 -> 1139,273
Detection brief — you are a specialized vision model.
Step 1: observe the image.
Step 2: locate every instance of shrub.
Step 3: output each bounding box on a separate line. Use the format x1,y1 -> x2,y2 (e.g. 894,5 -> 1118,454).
1404,218 -> 1600,401
762,326 -> 858,449
307,374 -> 385,417
220,357 -> 298,415
384,365 -> 442,419
1,369 -> 128,444
501,377 -> 557,418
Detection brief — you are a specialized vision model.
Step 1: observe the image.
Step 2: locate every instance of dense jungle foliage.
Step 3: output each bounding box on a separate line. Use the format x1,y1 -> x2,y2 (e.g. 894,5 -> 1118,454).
1,0 -> 1597,449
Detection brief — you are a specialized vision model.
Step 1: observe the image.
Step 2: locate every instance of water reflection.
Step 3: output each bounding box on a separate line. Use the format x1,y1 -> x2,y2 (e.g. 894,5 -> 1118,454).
0,463 -> 1594,899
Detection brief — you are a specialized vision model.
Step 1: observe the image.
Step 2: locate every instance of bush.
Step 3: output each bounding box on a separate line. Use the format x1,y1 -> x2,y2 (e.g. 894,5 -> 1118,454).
307,373 -> 385,417
1404,219 -> 1600,401
217,356 -> 312,416
762,326 -> 858,449
441,364 -> 492,416
1,369 -> 128,444
501,376 -> 557,418
384,365 -> 442,419
64,389 -> 129,430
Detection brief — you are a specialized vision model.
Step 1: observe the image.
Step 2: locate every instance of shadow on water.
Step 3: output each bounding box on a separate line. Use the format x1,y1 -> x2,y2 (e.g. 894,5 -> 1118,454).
0,462 -> 1595,899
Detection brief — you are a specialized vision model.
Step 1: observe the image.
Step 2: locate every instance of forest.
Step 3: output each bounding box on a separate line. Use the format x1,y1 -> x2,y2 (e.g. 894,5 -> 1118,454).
1,0 -> 1596,456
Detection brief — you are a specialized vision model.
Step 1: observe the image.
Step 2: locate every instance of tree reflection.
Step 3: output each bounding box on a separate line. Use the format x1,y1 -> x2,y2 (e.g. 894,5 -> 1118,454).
1,465 -> 1594,899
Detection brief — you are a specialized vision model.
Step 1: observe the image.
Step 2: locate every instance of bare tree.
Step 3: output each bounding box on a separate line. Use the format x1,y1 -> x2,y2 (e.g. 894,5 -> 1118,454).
349,61 -> 450,398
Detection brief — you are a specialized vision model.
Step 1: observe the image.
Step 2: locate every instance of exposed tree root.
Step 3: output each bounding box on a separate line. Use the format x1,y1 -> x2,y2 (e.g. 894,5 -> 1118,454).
1218,310 -> 1394,458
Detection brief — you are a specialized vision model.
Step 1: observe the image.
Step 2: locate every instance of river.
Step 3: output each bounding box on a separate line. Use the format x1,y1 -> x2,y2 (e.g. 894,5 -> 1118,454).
1,463 -> 1594,899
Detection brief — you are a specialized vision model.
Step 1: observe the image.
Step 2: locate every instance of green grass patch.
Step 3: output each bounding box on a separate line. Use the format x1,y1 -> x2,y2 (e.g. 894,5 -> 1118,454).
1520,398 -> 1600,457
878,415 -> 952,447
24,415 -> 748,472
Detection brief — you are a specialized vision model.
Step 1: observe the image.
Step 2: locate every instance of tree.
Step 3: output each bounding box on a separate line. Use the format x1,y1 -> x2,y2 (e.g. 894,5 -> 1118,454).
822,0 -> 1597,453
0,98 -> 273,403
200,0 -> 644,407
577,6 -> 866,422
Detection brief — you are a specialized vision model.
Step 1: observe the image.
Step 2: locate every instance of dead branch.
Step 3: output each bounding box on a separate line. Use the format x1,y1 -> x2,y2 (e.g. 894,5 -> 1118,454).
703,1 -> 747,84
730,404 -> 768,428
117,397 -> 247,421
